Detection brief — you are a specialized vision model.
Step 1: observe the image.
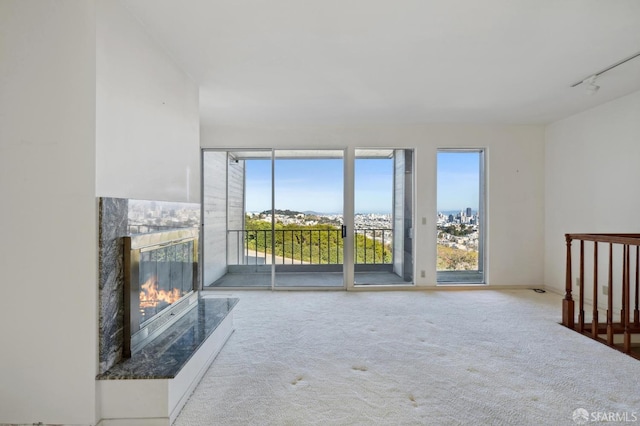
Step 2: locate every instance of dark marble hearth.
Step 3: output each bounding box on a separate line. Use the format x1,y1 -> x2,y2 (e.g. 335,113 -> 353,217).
98,295 -> 238,380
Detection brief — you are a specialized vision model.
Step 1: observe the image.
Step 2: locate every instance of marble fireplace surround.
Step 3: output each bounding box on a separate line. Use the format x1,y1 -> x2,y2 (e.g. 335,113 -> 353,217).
97,197 -> 201,373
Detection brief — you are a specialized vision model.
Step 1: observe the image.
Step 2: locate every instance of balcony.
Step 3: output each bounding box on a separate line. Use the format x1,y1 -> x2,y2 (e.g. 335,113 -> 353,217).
206,227 -> 402,288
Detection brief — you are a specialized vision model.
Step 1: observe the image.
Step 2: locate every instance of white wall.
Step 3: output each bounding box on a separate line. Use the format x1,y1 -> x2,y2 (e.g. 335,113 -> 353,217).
0,1 -> 97,423
202,151 -> 229,284
545,90 -> 640,293
202,124 -> 546,286
96,0 -> 200,202
0,1 -> 202,423
227,158 -> 246,263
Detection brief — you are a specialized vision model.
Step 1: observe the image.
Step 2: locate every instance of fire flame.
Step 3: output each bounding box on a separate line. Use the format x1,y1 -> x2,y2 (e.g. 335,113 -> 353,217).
140,275 -> 182,308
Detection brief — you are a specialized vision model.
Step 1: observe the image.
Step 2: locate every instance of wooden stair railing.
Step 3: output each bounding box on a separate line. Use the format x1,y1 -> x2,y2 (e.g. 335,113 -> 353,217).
563,233 -> 640,359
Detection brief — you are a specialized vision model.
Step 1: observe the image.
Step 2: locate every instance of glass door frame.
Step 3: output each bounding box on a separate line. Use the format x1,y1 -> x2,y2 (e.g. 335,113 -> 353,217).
349,148 -> 416,288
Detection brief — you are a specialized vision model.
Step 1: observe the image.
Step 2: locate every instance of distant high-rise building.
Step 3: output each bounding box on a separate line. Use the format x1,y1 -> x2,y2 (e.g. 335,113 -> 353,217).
448,214 -> 454,223
466,207 -> 472,217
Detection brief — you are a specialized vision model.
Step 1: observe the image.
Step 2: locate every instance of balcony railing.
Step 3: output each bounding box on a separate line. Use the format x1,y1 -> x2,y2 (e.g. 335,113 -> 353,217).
227,228 -> 392,265
128,224 -> 196,234
355,229 -> 392,265
563,233 -> 640,359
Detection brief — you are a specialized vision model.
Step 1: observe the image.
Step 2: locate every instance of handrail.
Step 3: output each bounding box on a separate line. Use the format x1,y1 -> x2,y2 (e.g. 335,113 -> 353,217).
567,233 -> 640,245
563,233 -> 640,359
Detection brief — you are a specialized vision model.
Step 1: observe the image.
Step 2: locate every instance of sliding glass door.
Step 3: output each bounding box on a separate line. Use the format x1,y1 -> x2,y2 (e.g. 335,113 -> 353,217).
201,147 -> 418,289
201,149 -> 345,289
353,149 -> 414,286
273,150 -> 345,289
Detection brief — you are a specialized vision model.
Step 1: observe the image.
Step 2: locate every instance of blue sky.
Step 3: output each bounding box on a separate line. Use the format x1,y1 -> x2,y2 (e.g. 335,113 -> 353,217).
274,159 -> 345,213
245,159 -> 345,213
245,158 -> 393,213
245,152 -> 479,213
436,151 -> 480,212
355,159 -> 392,213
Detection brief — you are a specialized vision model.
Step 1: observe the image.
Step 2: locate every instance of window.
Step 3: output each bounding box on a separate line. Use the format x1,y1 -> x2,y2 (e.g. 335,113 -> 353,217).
436,149 -> 485,283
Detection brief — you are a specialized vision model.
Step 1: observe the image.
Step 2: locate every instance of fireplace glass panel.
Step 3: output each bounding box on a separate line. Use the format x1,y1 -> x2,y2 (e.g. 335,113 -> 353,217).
139,240 -> 194,327
181,243 -> 193,293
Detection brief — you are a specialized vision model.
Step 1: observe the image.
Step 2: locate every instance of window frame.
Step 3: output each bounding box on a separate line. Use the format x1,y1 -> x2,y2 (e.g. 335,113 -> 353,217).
436,148 -> 486,284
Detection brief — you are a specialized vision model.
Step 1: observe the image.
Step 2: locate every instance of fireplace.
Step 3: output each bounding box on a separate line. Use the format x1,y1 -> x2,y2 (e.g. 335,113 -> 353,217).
123,228 -> 199,357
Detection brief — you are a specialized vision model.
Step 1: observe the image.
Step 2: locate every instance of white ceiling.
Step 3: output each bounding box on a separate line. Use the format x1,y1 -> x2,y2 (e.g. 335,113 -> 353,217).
124,0 -> 640,126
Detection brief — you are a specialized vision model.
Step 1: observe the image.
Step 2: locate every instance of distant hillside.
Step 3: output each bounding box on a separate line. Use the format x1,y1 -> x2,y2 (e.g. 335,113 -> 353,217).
260,209 -> 304,216
259,209 -> 339,216
437,245 -> 477,270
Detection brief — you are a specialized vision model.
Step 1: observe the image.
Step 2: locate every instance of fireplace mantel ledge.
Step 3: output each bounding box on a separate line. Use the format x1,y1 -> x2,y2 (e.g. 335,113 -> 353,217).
96,294 -> 238,426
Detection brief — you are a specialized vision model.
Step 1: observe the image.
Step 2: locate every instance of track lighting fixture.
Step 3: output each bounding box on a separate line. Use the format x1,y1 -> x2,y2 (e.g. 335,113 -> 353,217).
582,75 -> 599,95
571,51 -> 640,95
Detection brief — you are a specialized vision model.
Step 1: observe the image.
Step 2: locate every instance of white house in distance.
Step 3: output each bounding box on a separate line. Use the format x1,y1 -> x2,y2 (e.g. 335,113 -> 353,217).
1,1 -> 640,424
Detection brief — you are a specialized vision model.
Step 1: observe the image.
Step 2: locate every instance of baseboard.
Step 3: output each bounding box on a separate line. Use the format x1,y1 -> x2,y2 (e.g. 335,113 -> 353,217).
97,417 -> 170,426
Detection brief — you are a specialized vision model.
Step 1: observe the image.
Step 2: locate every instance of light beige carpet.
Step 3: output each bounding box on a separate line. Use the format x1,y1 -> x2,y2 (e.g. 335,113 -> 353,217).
175,289 -> 640,425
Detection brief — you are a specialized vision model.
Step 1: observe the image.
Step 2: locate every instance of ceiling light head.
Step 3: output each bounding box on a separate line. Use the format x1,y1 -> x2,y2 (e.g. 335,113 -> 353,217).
583,75 -> 600,95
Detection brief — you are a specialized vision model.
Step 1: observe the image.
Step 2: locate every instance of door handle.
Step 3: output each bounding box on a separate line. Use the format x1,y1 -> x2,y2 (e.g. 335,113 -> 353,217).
341,225 -> 347,238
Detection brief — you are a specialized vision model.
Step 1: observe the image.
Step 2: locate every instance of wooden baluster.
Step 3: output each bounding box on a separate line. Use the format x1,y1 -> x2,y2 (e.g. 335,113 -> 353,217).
592,242 -> 599,338
621,245 -> 628,331
563,235 -> 575,328
578,240 -> 585,332
607,243 -> 614,346
635,246 -> 639,325
623,244 -> 631,353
